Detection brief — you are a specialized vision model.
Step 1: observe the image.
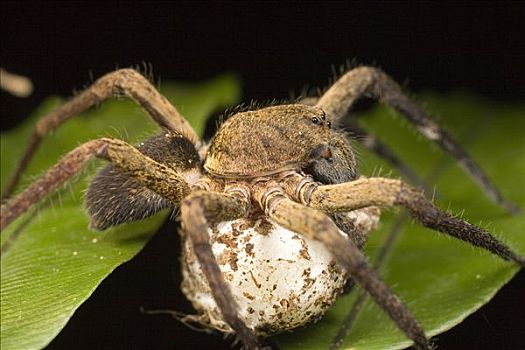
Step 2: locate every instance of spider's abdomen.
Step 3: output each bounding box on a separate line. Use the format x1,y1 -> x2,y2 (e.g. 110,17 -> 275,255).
86,131 -> 201,230
204,104 -> 330,178
180,208 -> 380,336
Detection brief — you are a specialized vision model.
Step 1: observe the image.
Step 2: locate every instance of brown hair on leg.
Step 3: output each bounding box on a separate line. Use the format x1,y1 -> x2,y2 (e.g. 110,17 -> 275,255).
316,66 -> 518,213
307,178 -> 525,267
86,131 -> 201,230
2,68 -> 200,200
1,138 -> 190,230
180,191 -> 262,350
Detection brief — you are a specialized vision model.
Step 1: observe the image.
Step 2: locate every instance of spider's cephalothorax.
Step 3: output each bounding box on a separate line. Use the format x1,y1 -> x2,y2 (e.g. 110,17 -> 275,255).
1,67 -> 523,350
205,104 -> 332,177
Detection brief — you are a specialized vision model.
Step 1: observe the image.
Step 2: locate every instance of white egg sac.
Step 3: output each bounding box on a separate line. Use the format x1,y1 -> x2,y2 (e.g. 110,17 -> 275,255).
180,208 -> 380,336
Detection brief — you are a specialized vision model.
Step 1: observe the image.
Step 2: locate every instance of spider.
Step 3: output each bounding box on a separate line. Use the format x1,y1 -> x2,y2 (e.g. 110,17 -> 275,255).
1,66 -> 523,350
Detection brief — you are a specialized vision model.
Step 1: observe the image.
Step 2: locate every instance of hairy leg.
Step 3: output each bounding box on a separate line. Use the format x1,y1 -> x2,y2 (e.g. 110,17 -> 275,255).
252,183 -> 431,350
86,131 -> 201,230
0,138 -> 190,230
316,66 -> 518,213
298,177 -> 524,267
180,190 -> 262,350
3,68 -> 199,199
330,214 -> 409,350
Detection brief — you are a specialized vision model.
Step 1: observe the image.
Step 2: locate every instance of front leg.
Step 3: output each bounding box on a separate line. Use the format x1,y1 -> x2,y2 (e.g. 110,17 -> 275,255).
0,138 -> 190,230
316,66 -> 518,213
86,131 -> 201,230
302,177 -> 525,267
2,68 -> 200,199
180,190 -> 263,350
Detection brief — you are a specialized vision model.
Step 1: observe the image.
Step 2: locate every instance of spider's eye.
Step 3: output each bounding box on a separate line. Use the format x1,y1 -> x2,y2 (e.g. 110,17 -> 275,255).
311,117 -> 321,125
327,121 -> 332,128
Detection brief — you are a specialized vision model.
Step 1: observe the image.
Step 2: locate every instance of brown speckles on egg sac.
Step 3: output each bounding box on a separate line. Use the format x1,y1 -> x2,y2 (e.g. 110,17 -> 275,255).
302,268 -> 316,291
313,295 -> 332,308
227,251 -> 239,271
254,218 -> 273,235
245,243 -> 255,257
231,223 -> 242,237
327,261 -> 337,274
216,234 -> 237,249
243,292 -> 255,300
299,238 -> 311,260
288,292 -> 299,306
279,299 -> 290,309
247,306 -> 255,314
237,221 -> 250,232
249,270 -> 262,289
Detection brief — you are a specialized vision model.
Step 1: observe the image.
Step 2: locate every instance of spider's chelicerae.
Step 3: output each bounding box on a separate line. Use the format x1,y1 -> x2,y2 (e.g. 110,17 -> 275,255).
1,67 -> 523,350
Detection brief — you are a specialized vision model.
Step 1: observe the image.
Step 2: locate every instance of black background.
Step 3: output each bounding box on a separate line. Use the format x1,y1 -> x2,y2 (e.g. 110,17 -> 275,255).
1,2 -> 524,350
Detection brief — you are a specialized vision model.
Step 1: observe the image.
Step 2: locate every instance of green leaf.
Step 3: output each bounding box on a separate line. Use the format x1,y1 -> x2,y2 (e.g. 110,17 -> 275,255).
2,82 -> 523,350
0,74 -> 241,350
274,93 -> 525,350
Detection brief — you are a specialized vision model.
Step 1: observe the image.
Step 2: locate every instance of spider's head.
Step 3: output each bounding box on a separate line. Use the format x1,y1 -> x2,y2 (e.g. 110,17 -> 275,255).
304,130 -> 358,184
204,104 -> 335,178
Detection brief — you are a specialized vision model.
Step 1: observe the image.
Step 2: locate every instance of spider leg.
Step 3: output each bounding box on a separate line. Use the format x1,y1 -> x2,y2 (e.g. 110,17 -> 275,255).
303,177 -> 525,267
330,214 -> 409,350
316,66 -> 519,214
180,190 -> 262,350
253,185 -> 431,350
86,131 -> 201,230
2,68 -> 200,199
0,138 -> 190,230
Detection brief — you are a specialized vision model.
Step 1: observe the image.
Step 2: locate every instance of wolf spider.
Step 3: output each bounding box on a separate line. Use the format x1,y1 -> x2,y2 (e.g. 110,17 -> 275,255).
1,67 -> 523,350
